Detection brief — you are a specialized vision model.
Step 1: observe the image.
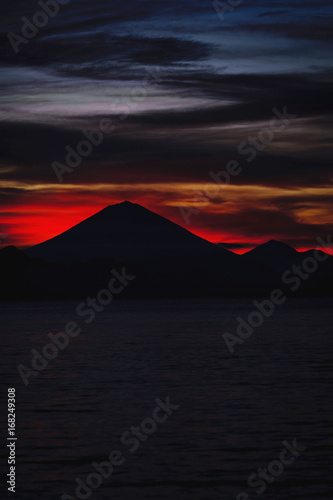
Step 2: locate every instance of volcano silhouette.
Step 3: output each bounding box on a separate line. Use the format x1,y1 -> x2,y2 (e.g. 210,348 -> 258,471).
24,201 -> 273,297
27,201 -> 245,265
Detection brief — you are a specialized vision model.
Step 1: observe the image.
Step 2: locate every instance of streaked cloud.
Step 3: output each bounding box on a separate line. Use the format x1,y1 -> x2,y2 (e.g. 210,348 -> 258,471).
0,0 -> 332,250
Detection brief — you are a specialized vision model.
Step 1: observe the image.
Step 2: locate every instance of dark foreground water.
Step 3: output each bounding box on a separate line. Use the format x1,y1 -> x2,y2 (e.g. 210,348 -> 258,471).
1,297 -> 333,500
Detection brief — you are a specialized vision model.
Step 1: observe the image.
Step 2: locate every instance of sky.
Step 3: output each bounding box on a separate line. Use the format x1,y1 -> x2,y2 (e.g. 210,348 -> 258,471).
0,0 -> 332,252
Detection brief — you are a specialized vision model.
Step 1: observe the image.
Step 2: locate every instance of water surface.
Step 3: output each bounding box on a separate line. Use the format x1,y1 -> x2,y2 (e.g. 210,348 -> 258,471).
1,297 -> 332,499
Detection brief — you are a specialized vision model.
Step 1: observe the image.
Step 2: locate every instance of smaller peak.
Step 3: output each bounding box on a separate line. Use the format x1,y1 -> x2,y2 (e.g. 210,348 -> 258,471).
266,239 -> 285,245
0,245 -> 19,253
0,245 -> 28,260
263,240 -> 295,250
246,239 -> 297,257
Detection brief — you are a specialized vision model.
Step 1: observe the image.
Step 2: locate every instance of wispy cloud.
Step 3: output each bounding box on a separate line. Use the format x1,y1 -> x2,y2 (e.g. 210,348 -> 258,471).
0,0 -> 332,249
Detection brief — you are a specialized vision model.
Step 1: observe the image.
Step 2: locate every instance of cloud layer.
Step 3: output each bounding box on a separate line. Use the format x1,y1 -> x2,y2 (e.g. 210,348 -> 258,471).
0,0 -> 332,250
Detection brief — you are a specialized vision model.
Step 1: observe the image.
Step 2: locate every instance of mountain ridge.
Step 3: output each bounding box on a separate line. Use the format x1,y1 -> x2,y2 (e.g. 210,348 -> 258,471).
244,239 -> 332,269
1,202 -> 331,298
23,201 -> 273,297
26,200 -> 238,265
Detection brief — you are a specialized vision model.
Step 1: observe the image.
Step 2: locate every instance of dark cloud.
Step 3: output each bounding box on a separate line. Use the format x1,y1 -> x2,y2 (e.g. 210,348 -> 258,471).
1,66 -> 333,189
242,21 -> 333,42
1,1 -> 333,247
0,33 -> 213,71
258,10 -> 289,18
1,111 -> 332,190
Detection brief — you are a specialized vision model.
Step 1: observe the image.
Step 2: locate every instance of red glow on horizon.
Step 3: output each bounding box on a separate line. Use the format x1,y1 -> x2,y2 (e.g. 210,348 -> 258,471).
0,200 -> 325,255
1,202 -> 258,252
1,204 -> 106,248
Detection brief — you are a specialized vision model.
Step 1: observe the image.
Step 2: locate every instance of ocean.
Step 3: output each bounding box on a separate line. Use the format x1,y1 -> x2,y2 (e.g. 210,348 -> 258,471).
1,297 -> 332,499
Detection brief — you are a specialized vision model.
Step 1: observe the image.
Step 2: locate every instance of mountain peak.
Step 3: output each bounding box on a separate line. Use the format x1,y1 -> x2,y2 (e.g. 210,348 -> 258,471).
244,239 -> 299,268
266,239 -> 282,245
122,200 -> 136,205
26,201 -> 233,266
91,201 -> 168,225
250,239 -> 298,253
111,200 -> 136,207
265,239 -> 293,248
0,245 -> 29,262
0,245 -> 23,255
101,200 -> 138,211
99,201 -> 152,215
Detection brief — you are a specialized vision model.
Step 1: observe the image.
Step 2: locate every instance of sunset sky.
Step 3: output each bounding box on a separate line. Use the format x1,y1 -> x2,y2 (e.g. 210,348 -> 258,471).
1,0 -> 332,252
